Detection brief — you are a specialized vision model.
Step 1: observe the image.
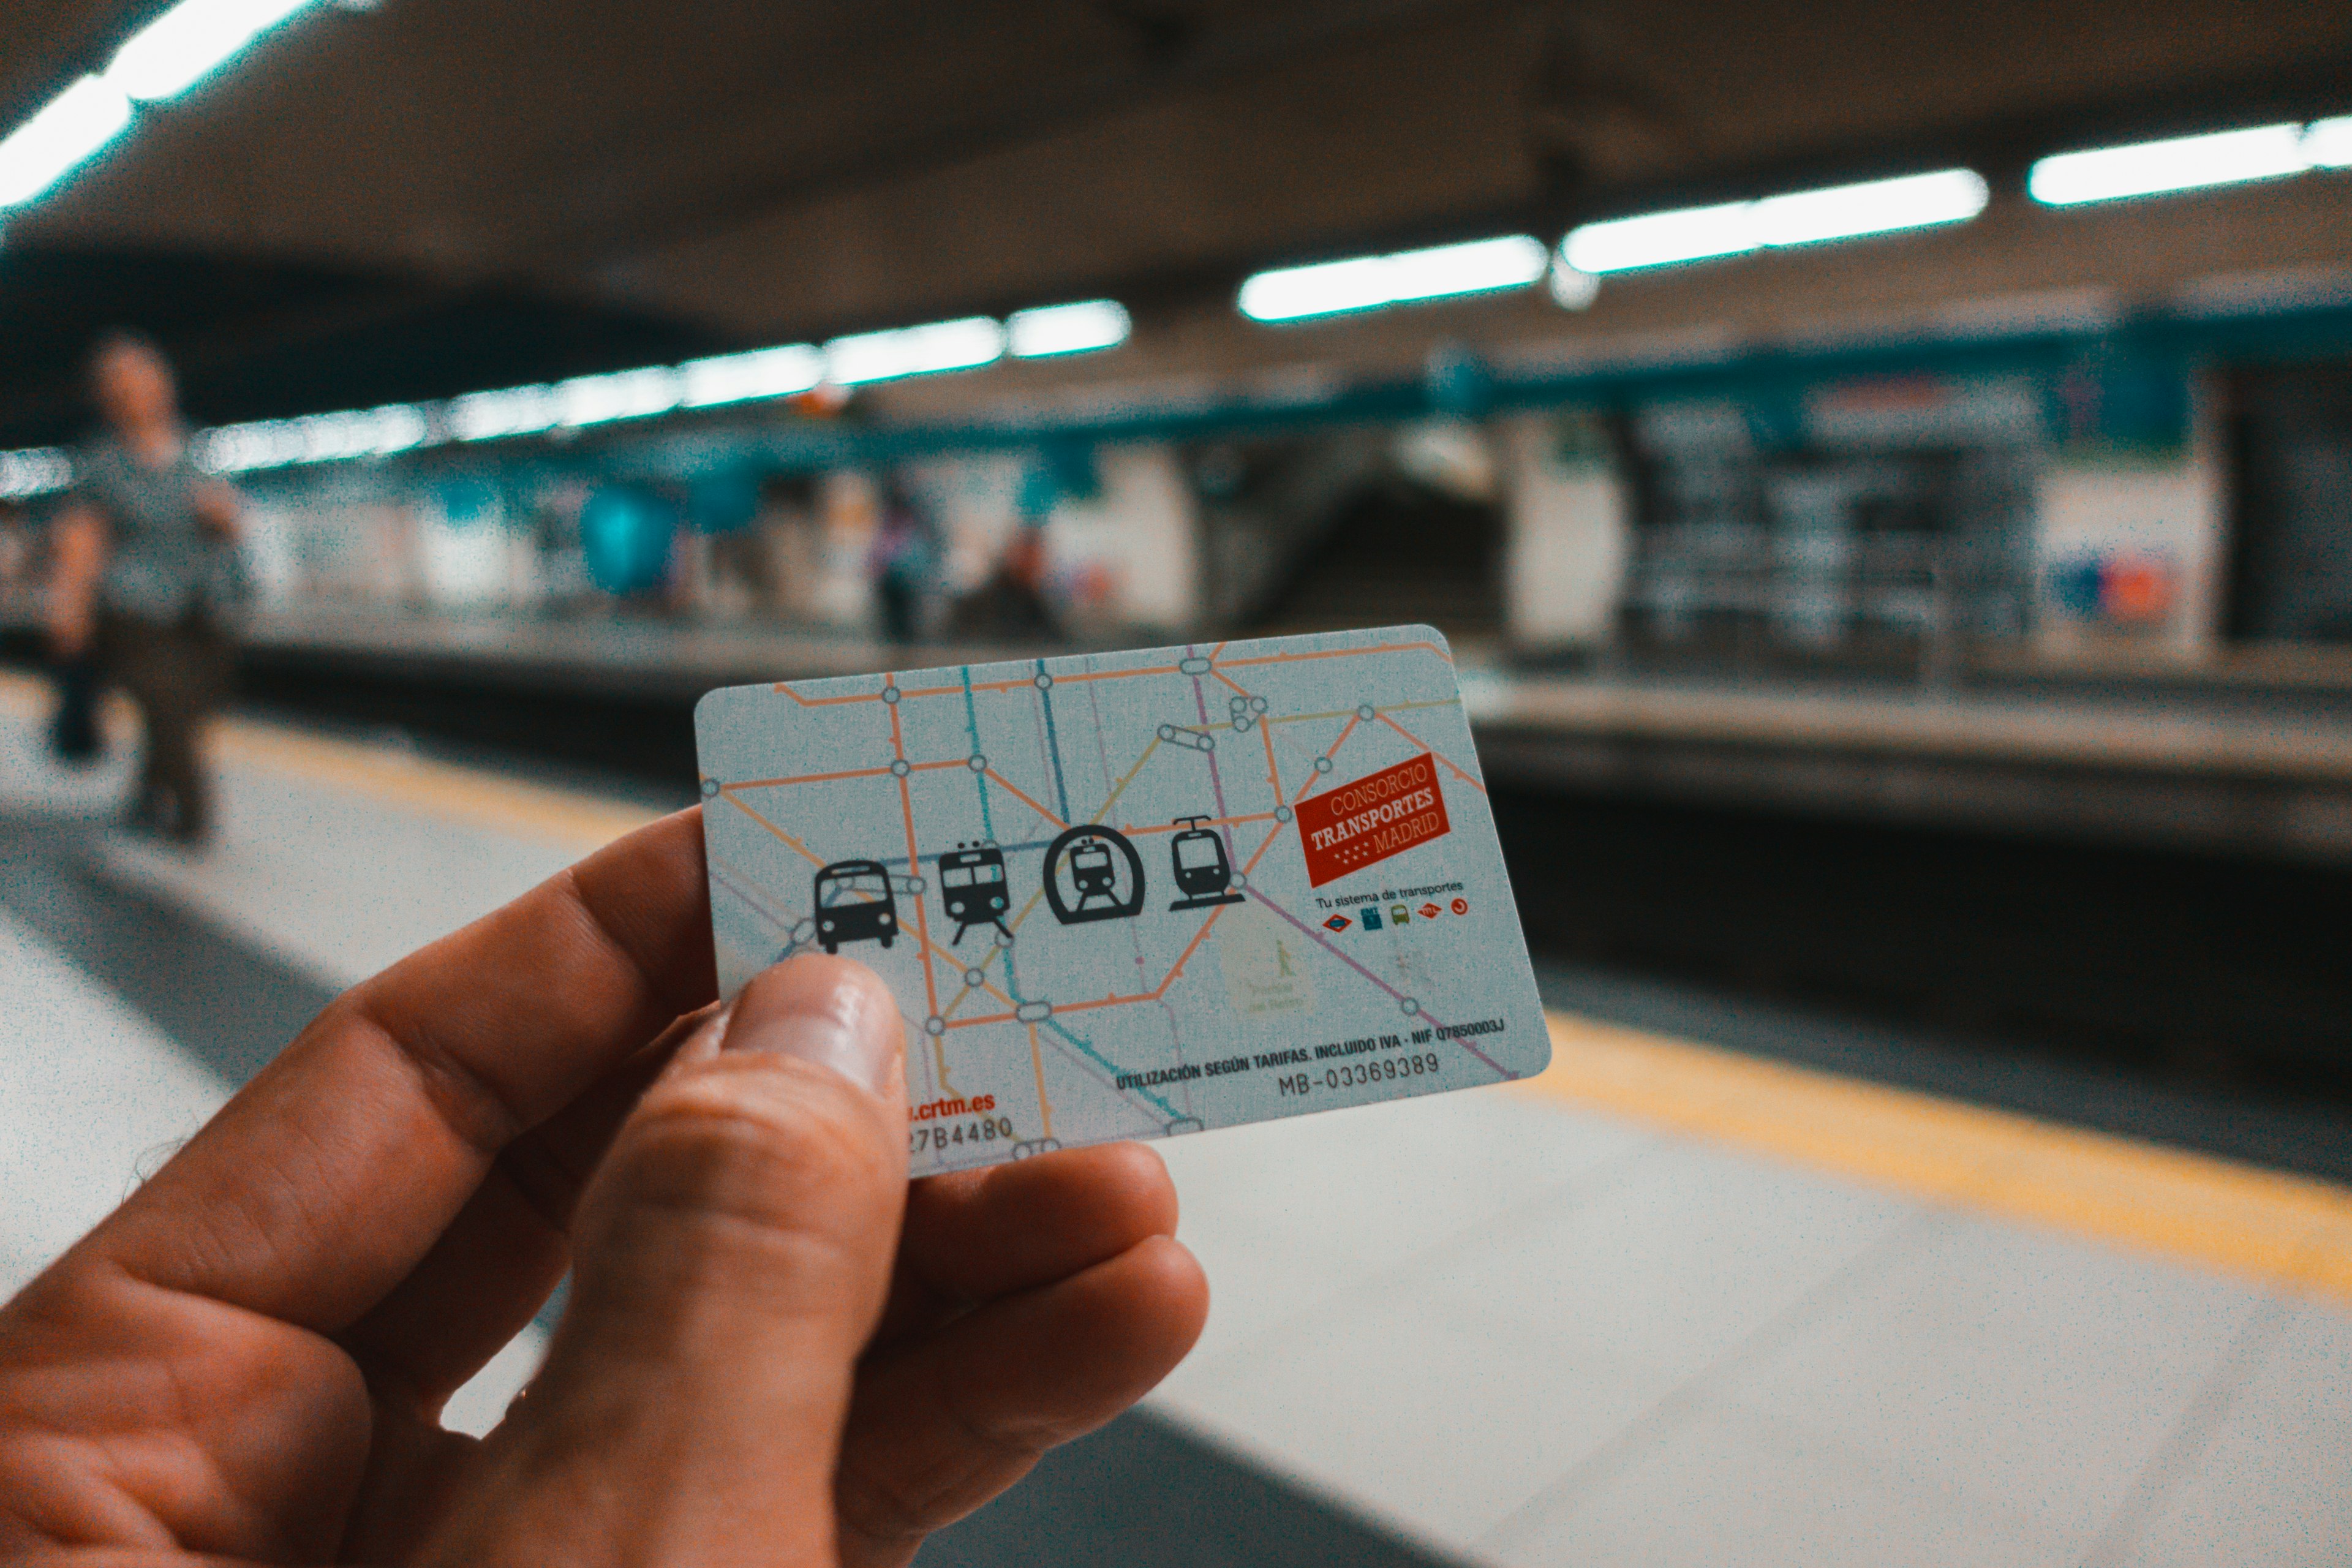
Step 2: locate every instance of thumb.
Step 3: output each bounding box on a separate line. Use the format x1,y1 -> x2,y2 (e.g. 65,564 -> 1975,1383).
424,955 -> 908,1568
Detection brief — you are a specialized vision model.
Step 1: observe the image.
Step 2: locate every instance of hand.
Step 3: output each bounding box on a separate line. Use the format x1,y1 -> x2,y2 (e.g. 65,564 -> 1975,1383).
0,810 -> 1208,1565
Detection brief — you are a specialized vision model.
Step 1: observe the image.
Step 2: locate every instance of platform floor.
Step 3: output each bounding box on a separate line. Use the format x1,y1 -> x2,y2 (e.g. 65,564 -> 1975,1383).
2,671 -> 2347,1568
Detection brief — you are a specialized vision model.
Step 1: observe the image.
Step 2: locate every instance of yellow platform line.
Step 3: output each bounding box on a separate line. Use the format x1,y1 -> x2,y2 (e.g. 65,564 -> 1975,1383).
1526,1012 -> 2352,1306
0,669 -> 658,853
209,719 -> 661,854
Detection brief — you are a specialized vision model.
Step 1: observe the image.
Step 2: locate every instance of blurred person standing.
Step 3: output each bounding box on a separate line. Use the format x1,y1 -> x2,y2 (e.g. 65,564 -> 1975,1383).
1,499 -> 97,763
868,477 -> 938,643
44,331 -> 244,845
949,524 -> 1061,645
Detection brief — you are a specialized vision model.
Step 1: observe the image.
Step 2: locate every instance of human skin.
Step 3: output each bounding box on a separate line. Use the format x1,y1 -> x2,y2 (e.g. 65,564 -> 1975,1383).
0,808 -> 1210,1564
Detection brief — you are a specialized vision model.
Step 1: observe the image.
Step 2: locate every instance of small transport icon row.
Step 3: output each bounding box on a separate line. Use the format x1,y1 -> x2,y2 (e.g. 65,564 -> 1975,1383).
813,816 -> 1250,955
1322,895 -> 1469,933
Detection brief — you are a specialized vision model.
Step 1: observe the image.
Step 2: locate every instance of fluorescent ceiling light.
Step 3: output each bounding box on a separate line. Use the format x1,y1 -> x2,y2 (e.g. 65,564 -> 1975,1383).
679,345 -> 825,408
0,77 -> 132,208
450,385 -> 559,442
1238,236 -> 1548,323
298,404 -> 426,461
107,0 -> 325,102
1007,300 -> 1131,358
1564,169 -> 1987,274
0,447 -> 75,499
1563,203 -> 1755,274
2029,124 -> 2309,206
195,421 -> 290,472
555,367 -> 682,427
823,317 -> 1005,385
2305,116 -> 2352,168
198,404 -> 429,471
1751,168 -> 1988,247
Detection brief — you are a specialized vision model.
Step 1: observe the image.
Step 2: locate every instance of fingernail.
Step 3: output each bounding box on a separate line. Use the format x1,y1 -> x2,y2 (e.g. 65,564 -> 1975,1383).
723,969 -> 900,1096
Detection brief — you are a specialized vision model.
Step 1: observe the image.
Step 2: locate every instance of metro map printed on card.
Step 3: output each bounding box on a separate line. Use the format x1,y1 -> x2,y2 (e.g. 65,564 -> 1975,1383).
695,624 -> 1550,1175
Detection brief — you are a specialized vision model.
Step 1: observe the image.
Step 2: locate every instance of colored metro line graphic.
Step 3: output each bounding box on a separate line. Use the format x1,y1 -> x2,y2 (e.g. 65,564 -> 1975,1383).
695,624 -> 1550,1175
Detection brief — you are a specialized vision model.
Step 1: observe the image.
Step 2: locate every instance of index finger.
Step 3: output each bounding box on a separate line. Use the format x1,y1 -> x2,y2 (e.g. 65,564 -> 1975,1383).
69,807 -> 718,1332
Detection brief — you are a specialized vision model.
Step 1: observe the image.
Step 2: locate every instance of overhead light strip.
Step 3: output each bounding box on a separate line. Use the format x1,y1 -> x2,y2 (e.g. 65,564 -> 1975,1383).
1237,236 -> 1550,323
1007,300 -> 1131,358
0,0 -> 330,212
0,447 -> 75,499
2309,116 -> 2352,169
107,0 -> 330,104
9,301 -> 1123,476
0,77 -> 133,209
679,345 -> 827,409
1562,168 -> 1991,275
823,316 -> 1006,386
2029,122 -> 2336,206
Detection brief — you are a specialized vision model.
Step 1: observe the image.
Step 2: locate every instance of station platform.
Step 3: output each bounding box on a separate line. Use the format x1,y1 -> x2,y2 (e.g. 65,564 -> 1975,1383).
3,670 -> 2349,1567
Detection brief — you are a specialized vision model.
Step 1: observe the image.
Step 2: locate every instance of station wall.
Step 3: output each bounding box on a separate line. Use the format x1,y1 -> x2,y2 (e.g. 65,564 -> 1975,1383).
187,318 -> 2340,668
1496,353 -> 2233,659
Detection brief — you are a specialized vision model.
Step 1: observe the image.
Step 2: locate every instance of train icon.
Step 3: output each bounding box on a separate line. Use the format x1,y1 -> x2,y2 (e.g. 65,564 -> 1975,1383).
1042,824 -> 1146,925
813,859 -> 897,954
1167,815 -> 1245,911
938,843 -> 1011,944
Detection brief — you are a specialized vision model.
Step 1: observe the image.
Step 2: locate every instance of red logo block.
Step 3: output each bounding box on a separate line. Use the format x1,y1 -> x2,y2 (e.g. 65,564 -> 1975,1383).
1296,753 -> 1451,889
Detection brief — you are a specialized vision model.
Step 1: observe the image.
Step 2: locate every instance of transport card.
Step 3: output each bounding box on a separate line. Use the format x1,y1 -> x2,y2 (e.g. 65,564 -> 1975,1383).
695,624 -> 1549,1175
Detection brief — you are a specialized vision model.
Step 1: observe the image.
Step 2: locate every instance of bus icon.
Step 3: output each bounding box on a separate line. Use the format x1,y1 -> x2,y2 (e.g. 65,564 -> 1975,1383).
813,859 -> 897,954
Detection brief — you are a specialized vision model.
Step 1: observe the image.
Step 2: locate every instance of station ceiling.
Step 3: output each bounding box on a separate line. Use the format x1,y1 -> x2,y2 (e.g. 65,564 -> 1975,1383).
2,0 -> 2349,444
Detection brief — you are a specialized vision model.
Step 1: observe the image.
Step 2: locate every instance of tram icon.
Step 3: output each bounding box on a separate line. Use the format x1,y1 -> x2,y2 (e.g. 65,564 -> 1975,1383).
813,859 -> 897,954
1167,815 -> 1245,911
1042,824 -> 1146,925
938,843 -> 1011,944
